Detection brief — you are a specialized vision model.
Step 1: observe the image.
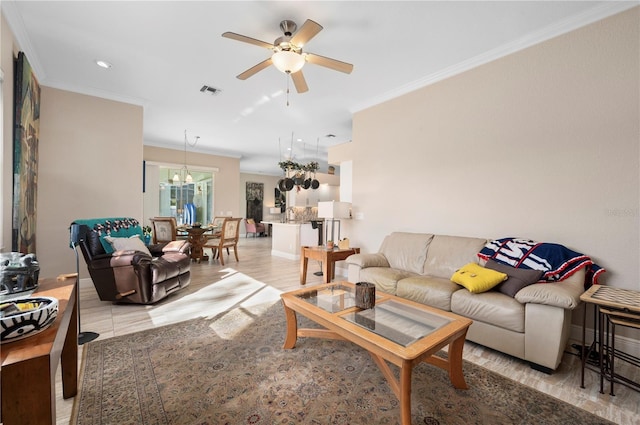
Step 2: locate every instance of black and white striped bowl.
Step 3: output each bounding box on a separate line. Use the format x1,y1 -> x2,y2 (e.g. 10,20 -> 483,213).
1,297 -> 59,343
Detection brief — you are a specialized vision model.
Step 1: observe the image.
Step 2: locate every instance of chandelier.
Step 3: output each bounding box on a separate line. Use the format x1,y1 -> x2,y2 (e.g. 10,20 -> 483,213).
172,130 -> 199,185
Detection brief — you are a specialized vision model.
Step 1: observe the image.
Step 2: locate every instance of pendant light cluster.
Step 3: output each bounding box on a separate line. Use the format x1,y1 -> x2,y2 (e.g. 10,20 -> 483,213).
277,160 -> 320,192
172,130 -> 200,185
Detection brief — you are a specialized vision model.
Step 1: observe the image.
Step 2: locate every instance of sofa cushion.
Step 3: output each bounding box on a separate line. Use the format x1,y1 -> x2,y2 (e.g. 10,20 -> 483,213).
360,267 -> 417,295
424,235 -> 488,278
450,263 -> 507,293
379,232 -> 434,275
484,259 -> 544,297
396,276 -> 461,311
451,289 -> 525,333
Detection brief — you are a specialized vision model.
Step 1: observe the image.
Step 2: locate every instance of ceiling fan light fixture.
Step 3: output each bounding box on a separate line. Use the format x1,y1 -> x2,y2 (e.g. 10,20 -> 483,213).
272,50 -> 305,74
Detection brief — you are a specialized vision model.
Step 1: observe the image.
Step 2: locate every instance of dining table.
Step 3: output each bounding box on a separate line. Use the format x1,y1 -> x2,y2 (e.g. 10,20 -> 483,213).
177,225 -> 220,262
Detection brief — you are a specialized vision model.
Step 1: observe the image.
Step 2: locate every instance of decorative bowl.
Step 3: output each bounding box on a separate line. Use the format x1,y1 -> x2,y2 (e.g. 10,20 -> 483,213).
1,296 -> 58,343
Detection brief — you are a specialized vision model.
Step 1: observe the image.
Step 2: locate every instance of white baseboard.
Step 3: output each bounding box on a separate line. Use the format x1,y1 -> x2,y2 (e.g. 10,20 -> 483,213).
270,250 -> 299,261
569,323 -> 640,355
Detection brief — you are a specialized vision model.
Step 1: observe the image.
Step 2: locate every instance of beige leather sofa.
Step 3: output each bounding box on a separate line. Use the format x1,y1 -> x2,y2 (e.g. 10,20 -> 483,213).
345,232 -> 585,372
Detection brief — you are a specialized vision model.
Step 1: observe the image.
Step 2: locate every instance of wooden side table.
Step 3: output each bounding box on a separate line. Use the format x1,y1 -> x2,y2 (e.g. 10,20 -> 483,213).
1,277 -> 78,425
300,246 -> 360,284
580,285 -> 640,395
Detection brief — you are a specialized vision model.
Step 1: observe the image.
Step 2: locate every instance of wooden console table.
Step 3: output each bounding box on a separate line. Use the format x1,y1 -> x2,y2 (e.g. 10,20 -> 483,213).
1,277 -> 78,425
300,246 -> 360,284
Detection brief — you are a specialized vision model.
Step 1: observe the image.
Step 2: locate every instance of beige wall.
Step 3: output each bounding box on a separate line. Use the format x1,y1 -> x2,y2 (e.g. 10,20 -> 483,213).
144,145 -> 241,225
342,8 -> 639,294
1,13 -> 16,253
37,88 -> 143,278
3,13 -> 143,278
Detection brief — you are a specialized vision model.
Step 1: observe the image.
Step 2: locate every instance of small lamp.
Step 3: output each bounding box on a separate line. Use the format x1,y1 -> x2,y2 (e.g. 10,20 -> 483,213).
317,201 -> 351,245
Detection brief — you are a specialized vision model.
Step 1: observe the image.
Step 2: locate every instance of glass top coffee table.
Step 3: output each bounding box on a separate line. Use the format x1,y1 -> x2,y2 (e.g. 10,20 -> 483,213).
280,281 -> 473,425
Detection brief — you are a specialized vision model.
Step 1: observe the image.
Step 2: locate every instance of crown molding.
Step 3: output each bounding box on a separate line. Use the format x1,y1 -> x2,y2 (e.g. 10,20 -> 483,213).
351,2 -> 639,114
1,1 -> 46,81
43,79 -> 149,108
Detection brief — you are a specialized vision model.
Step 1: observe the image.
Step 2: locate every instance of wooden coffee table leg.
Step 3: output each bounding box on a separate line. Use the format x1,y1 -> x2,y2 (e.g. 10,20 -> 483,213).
399,362 -> 413,425
300,248 -> 309,285
282,302 -> 298,349
447,333 -> 468,389
369,353 -> 413,425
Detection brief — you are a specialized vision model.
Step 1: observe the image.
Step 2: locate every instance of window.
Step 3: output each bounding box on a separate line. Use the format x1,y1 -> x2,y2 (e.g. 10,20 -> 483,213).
145,164 -> 214,225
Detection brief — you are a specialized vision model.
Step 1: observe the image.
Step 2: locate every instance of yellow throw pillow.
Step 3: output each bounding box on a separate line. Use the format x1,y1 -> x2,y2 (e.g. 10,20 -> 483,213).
451,263 -> 508,293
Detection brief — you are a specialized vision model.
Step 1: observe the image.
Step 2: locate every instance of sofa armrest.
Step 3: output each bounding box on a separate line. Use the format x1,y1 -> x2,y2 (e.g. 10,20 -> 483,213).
345,253 -> 390,269
515,278 -> 584,309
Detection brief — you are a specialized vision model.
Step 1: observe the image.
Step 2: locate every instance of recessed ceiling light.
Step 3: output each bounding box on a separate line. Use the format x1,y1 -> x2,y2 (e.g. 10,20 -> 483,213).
95,60 -> 112,69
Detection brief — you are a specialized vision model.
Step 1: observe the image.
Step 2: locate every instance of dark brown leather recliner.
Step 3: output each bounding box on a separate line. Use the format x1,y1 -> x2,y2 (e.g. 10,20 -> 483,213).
71,218 -> 191,305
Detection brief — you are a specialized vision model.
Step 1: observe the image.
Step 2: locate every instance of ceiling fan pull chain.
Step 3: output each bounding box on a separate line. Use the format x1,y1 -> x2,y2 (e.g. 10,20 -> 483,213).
286,73 -> 291,106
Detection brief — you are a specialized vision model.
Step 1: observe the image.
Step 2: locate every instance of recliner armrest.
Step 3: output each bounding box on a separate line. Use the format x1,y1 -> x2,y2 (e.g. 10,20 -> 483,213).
110,251 -> 153,267
89,251 -> 151,270
148,243 -> 166,256
162,240 -> 190,254
345,253 -> 390,269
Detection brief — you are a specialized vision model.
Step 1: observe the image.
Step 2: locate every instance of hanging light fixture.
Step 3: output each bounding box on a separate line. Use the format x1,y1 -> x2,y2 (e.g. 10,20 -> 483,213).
173,130 -> 199,185
272,50 -> 305,74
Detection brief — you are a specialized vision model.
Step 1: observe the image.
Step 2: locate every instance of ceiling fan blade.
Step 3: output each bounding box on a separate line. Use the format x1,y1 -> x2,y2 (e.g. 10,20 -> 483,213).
222,32 -> 273,50
237,58 -> 273,80
305,53 -> 353,74
291,70 -> 309,93
290,19 -> 323,47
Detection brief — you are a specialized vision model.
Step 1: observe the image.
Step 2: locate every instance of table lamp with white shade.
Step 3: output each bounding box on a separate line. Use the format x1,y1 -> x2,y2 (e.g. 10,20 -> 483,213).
317,201 -> 351,247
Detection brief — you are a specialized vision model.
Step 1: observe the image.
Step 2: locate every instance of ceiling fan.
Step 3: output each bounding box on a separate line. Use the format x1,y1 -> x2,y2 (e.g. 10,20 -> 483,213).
222,19 -> 353,93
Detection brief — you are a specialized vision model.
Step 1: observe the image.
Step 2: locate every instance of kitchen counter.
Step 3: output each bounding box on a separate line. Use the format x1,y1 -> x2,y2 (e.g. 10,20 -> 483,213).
271,222 -> 319,259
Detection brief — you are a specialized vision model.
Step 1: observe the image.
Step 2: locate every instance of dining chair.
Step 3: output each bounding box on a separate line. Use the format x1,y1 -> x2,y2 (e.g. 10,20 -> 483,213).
203,217 -> 241,266
210,216 -> 231,238
150,217 -> 178,243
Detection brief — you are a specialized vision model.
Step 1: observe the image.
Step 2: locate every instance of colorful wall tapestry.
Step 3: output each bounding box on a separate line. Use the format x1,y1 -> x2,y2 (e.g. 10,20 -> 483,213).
246,182 -> 264,223
13,52 -> 41,253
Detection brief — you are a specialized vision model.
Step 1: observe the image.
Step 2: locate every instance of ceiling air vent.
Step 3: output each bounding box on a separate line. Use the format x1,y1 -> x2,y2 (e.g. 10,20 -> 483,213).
200,85 -> 221,95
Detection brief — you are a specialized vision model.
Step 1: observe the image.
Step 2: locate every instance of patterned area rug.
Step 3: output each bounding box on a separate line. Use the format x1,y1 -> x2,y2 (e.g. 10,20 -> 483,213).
73,301 -> 613,425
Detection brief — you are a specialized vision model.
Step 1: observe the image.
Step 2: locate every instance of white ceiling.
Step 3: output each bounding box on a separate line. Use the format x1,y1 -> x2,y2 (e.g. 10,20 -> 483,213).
3,1 -> 633,175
